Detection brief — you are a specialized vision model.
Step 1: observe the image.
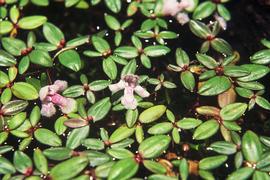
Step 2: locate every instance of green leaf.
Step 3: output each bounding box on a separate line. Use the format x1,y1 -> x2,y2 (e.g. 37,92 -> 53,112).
66,35 -> 89,47
211,38 -> 233,55
33,149 -> 48,175
109,125 -> 135,143
1,37 -> 26,56
1,88 -> 12,104
252,171 -> 270,180
95,161 -> 115,178
199,76 -> 231,96
81,138 -> 105,150
8,112 -> 26,130
143,160 -> 166,174
0,21 -> 13,34
50,156 -> 89,180
176,48 -> 189,67
242,130 -> 263,163
103,57 -> 117,80
0,50 -> 16,67
87,97 -> 111,121
147,122 -> 173,135
114,46 -> 138,59
34,128 -> 62,146
193,120 -> 219,140
238,64 -> 270,82
139,135 -> 171,159
199,170 -> 215,180
141,19 -> 155,31
63,85 -> 84,97
224,66 -> 250,77
159,31 -> 178,39
92,36 -> 110,53
31,0 -> 49,6
179,158 -> 189,180
250,49 -> 270,65
105,0 -> 121,13
107,148 -> 134,159
0,71 -> 9,89
256,152 -> 270,170
29,50 -> 53,67
58,50 -> 82,72
176,118 -> 202,129
256,96 -> 270,110
199,155 -> 228,170
11,82 -> 39,100
108,158 -> 138,180
189,20 -> 211,39
217,4 -> 231,21
139,105 -> 166,124
65,0 -> 80,7
1,100 -> 28,115
125,109 -> 138,128
43,22 -> 64,45
193,1 -> 216,20
121,59 -> 137,77
0,157 -> 16,174
89,80 -> 111,91
196,53 -> 218,69
13,151 -> 32,174
43,147 -> 72,161
220,103 -> 247,121
18,16 -> 47,29
227,167 -> 254,180
66,126 -> 89,149
85,150 -> 111,166
181,71 -> 195,92
144,45 -> 170,57
104,14 -> 120,30
210,141 -> 237,155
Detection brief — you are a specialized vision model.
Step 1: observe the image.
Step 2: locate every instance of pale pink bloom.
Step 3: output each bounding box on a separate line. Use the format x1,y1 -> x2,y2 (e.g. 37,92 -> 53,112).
214,14 -> 227,30
162,0 -> 189,16
39,80 -> 77,117
176,12 -> 190,25
109,75 -> 150,110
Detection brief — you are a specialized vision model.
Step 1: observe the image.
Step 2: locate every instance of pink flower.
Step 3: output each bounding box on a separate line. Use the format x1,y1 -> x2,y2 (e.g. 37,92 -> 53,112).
39,80 -> 77,117
176,12 -> 190,25
214,14 -> 227,30
109,75 -> 150,110
162,0 -> 190,16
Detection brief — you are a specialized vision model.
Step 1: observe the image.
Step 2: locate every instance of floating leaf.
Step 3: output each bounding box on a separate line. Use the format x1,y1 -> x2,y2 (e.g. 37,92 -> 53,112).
58,50 -> 82,72
139,135 -> 171,159
34,128 -> 62,147
139,105 -> 166,124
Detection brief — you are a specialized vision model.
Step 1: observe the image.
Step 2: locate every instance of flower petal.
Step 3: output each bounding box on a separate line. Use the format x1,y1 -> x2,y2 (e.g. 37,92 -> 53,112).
162,0 -> 187,16
39,86 -> 49,101
176,12 -> 190,25
134,85 -> 150,98
41,102 -> 56,117
109,80 -> 125,93
59,98 -> 77,114
54,80 -> 68,92
121,87 -> 137,109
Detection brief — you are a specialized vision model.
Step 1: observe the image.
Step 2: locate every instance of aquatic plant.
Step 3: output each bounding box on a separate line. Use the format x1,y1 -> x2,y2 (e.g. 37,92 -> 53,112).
0,0 -> 270,179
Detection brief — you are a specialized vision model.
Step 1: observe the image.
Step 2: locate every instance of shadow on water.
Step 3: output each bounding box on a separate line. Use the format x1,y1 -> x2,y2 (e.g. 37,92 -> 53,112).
2,0 -> 270,179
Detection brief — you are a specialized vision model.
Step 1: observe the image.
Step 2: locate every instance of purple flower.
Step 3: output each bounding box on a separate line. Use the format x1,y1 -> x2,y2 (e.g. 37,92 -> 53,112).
109,75 -> 150,110
39,80 -> 77,117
